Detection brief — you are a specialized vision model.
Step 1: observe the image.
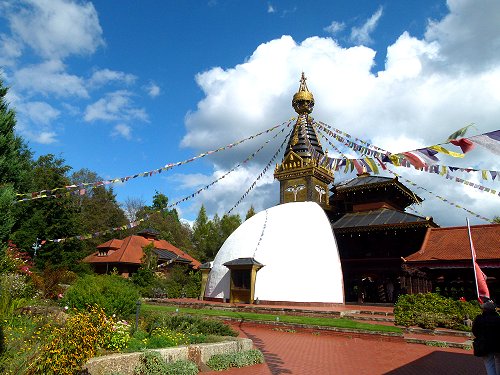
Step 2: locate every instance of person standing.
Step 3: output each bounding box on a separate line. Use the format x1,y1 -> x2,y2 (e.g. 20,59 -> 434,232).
472,300 -> 500,375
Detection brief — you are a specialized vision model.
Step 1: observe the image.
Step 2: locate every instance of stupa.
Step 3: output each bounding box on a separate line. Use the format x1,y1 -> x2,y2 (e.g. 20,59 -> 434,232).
203,75 -> 344,305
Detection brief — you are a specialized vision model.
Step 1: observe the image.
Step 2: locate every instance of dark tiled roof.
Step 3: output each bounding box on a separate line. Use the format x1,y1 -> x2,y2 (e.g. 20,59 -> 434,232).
406,224 -> 500,263
224,257 -> 264,267
332,174 -> 422,204
335,175 -> 393,189
284,115 -> 324,159
137,228 -> 160,237
199,261 -> 213,270
153,249 -> 190,263
332,208 -> 432,230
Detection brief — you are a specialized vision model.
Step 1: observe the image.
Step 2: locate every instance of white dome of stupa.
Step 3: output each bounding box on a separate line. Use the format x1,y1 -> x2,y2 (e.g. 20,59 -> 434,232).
205,202 -> 344,304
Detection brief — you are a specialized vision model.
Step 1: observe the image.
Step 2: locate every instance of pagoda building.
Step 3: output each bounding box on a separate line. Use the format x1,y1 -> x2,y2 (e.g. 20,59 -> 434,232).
274,73 -> 334,210
328,174 -> 438,303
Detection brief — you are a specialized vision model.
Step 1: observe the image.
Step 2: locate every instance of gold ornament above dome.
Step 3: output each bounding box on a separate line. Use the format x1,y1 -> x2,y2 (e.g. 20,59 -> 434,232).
292,72 -> 315,115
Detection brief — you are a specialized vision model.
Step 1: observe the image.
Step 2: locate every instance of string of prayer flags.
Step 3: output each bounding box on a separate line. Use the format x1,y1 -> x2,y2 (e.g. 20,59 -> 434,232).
17,120 -> 292,203
47,122 -> 293,243
226,126 -> 292,215
387,169 -> 493,223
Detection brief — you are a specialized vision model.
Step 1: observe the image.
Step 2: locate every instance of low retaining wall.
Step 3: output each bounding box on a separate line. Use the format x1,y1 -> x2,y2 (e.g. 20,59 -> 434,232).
84,337 -> 253,375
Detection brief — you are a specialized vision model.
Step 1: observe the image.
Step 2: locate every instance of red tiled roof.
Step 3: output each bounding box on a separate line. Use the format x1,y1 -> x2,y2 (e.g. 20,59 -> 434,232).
83,235 -> 201,269
405,224 -> 500,263
97,239 -> 123,249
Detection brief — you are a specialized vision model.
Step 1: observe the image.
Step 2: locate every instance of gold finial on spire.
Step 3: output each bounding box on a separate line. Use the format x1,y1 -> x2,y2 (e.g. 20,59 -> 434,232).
292,72 -> 314,115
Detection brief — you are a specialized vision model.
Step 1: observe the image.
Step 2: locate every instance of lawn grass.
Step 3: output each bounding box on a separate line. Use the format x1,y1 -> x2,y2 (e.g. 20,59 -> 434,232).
142,303 -> 402,334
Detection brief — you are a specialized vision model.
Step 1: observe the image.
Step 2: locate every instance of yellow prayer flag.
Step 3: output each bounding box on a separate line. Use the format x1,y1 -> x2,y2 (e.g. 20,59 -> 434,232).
429,145 -> 464,158
482,170 -> 488,180
389,154 -> 401,166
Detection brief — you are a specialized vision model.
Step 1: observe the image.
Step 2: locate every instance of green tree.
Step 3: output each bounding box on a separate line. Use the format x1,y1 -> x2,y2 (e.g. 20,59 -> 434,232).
70,168 -> 128,257
0,79 -> 33,251
493,216 -> 500,224
193,206 -> 241,262
245,205 -> 256,221
11,155 -> 85,272
135,192 -> 194,253
192,205 -> 211,261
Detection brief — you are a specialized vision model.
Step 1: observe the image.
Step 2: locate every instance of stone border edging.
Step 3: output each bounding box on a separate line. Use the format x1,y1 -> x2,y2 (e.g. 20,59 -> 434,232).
84,337 -> 253,375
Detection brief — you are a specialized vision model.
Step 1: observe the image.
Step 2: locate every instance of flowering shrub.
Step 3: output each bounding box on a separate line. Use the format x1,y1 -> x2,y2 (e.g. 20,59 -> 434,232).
148,327 -> 189,348
104,320 -> 131,351
29,306 -> 115,375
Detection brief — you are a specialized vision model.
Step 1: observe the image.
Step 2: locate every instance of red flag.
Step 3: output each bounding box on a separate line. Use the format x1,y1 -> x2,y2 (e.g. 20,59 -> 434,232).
450,138 -> 475,153
467,218 -> 490,302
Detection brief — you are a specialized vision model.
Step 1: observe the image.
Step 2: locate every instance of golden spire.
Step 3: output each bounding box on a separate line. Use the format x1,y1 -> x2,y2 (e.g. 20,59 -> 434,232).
292,72 -> 315,115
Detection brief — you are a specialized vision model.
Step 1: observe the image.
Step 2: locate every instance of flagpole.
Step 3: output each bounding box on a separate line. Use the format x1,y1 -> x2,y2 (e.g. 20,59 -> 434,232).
466,218 -> 480,300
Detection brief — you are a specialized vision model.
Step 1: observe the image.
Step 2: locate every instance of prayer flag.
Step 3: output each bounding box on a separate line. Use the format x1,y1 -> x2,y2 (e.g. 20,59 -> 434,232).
469,130 -> 500,156
467,218 -> 490,303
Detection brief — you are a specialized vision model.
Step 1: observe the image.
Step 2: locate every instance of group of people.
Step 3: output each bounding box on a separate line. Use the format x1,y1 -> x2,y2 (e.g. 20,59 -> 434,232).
472,299 -> 500,375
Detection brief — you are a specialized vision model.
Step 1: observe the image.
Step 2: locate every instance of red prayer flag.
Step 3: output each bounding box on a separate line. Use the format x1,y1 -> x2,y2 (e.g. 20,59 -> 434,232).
467,218 -> 490,302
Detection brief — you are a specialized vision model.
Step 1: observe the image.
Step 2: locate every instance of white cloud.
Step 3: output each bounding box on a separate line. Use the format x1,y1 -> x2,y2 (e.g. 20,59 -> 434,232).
172,167 -> 277,219
88,69 -> 136,88
350,6 -> 383,45
0,34 -> 22,66
324,21 -> 345,35
181,1 -> 500,226
6,0 -> 104,59
145,82 -> 161,98
111,123 -> 132,140
424,0 -> 500,71
267,3 -> 275,13
18,101 -> 60,125
35,131 -> 57,144
14,59 -> 88,97
84,90 -> 148,123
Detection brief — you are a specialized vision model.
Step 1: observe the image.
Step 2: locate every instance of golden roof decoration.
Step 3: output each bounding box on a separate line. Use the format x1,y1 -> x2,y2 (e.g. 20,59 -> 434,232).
292,72 -> 315,115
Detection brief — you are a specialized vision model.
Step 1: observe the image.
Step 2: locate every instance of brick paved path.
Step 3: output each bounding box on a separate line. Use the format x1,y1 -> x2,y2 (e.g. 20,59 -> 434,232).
205,322 -> 485,375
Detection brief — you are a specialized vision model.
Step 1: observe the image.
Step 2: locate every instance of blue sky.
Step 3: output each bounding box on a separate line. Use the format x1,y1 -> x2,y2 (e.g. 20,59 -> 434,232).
1,0 -> 499,227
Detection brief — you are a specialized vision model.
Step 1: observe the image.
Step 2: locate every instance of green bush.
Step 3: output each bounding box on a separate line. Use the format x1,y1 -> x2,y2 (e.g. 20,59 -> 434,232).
394,293 -> 481,331
61,274 -> 140,317
164,360 -> 198,375
206,349 -> 264,371
133,351 -> 168,375
143,312 -> 237,337
140,267 -> 201,298
133,351 -> 198,375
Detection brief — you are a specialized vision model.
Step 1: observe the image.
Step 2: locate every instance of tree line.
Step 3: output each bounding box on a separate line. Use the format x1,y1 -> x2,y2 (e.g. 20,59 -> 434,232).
0,79 -> 254,274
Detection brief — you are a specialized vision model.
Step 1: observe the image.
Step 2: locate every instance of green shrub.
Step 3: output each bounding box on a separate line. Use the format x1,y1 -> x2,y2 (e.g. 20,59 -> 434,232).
0,323 -> 4,355
164,360 -> 198,375
207,349 -> 264,371
62,274 -> 140,317
133,351 -> 168,375
143,312 -> 237,337
133,351 -> 198,375
141,267 -> 201,298
394,293 -> 481,331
